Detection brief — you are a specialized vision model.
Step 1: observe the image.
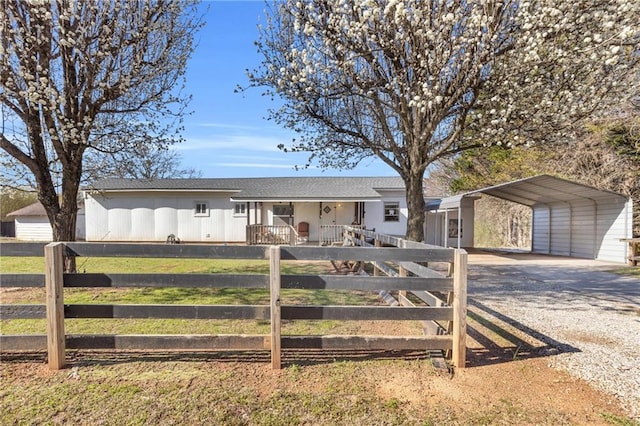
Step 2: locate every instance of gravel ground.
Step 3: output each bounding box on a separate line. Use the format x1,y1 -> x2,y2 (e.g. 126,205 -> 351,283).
466,253 -> 640,420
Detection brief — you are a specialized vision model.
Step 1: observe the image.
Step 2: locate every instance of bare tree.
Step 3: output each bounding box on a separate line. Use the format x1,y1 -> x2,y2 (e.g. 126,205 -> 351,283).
249,0 -> 639,241
86,143 -> 202,180
1,0 -> 201,245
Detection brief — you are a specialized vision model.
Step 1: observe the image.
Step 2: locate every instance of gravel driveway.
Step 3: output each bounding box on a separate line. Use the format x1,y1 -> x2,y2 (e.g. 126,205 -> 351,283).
466,251 -> 640,420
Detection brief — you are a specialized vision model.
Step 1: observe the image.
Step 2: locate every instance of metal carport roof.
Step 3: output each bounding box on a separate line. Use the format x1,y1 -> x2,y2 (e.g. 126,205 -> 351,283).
425,174 -> 627,210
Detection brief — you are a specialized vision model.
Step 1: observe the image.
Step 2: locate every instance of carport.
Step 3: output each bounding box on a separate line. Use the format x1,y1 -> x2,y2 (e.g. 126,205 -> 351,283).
425,175 -> 634,263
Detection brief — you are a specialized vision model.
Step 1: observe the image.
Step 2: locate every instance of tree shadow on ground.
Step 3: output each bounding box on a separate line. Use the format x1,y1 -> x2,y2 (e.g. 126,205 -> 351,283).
0,348 -> 430,368
1,298 -> 581,369
465,298 -> 580,368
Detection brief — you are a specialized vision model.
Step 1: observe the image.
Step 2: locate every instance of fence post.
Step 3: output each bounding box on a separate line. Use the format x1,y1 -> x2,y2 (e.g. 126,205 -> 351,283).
45,242 -> 65,370
269,245 -> 281,369
452,249 -> 467,368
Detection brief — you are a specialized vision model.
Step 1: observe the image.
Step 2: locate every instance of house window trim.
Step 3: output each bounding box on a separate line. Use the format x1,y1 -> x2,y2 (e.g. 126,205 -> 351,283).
234,203 -> 247,217
273,204 -> 294,217
383,201 -> 400,222
194,201 -> 209,217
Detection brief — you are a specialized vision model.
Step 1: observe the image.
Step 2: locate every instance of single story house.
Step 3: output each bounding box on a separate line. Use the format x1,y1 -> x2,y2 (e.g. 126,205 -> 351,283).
83,177 -> 407,244
7,201 -> 86,241
425,175 -> 634,263
83,174 -> 633,263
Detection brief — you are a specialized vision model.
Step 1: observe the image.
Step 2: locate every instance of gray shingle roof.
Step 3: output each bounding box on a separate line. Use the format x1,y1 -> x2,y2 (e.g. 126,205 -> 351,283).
7,201 -> 47,217
86,177 -> 405,201
425,174 -> 627,210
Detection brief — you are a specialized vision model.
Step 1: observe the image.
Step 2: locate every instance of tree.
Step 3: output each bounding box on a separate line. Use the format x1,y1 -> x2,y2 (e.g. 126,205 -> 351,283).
1,0 -> 201,245
249,0 -> 639,241
446,103 -> 640,238
0,187 -> 37,221
85,143 -> 202,180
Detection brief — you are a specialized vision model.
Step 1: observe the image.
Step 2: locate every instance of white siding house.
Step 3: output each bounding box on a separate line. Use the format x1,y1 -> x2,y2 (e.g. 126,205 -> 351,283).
84,177 -> 406,243
425,175 -> 633,263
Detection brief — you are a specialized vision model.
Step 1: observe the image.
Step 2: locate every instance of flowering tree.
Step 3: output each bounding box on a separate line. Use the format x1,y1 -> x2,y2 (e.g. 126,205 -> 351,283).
249,0 -> 639,241
0,0 -> 201,243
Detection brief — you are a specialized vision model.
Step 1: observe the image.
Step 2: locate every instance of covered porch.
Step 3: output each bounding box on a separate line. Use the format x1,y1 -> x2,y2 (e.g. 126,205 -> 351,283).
240,200 -> 367,246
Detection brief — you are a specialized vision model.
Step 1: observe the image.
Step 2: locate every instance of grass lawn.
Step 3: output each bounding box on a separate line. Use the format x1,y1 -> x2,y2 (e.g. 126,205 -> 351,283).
0,256 -> 396,336
0,256 -> 329,274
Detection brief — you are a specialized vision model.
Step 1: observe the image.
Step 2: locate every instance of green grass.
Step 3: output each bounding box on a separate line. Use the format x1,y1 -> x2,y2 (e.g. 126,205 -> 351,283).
0,256 -> 328,274
0,256 -> 385,336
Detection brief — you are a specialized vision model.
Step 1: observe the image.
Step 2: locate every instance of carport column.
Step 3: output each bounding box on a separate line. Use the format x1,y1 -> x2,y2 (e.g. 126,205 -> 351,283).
457,206 -> 462,249
45,242 -> 66,370
452,249 -> 467,368
269,245 -> 282,369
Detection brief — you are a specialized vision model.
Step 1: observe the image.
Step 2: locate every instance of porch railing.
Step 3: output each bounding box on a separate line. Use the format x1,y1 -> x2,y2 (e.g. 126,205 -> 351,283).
319,224 -> 366,246
246,225 -> 295,245
319,225 -> 344,245
246,224 -> 365,246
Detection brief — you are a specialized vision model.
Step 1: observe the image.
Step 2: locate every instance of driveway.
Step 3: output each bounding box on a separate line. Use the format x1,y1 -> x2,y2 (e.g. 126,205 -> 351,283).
464,250 -> 640,419
467,251 -> 640,309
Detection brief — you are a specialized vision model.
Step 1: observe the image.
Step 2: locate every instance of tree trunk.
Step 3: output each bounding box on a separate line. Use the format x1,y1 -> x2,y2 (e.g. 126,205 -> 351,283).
404,170 -> 426,242
35,160 -> 82,272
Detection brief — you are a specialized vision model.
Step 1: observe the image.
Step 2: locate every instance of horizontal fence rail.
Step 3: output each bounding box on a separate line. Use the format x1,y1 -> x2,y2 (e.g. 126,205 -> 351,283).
0,232 -> 467,370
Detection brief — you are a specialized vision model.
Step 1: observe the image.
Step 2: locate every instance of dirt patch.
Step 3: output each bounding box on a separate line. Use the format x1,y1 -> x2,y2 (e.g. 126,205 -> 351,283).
1,347 -> 630,425
561,331 -> 617,347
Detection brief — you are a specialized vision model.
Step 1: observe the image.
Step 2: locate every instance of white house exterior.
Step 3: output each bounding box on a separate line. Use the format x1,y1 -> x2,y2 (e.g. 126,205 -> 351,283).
83,177 -> 407,243
425,175 -> 634,263
7,201 -> 86,241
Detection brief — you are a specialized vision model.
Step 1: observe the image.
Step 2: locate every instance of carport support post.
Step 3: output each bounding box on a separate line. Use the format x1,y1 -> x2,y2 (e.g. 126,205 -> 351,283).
269,245 -> 282,369
452,249 -> 467,368
45,242 -> 66,370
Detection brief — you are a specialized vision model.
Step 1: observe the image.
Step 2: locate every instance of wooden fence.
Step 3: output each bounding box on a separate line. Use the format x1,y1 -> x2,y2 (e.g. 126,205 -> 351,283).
0,236 -> 466,370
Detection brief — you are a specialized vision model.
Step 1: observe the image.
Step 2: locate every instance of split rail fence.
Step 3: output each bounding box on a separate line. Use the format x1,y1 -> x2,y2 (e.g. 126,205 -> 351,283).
0,235 -> 466,370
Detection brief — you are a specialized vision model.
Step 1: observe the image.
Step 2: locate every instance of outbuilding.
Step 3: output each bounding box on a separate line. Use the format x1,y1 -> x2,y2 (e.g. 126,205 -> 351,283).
6,201 -> 86,241
7,202 -> 52,241
425,175 -> 634,263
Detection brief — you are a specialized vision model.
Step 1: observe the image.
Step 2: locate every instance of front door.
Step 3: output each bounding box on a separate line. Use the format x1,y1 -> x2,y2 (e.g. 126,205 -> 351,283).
320,203 -> 337,225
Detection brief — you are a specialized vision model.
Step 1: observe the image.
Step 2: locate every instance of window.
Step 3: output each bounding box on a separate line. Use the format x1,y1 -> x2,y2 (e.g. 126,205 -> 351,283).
273,204 -> 294,217
383,202 -> 400,222
448,219 -> 463,238
273,204 -> 294,225
234,203 -> 247,216
194,202 -> 209,217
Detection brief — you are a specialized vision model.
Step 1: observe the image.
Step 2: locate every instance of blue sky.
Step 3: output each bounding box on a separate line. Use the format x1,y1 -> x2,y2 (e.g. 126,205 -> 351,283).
176,0 -> 397,178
